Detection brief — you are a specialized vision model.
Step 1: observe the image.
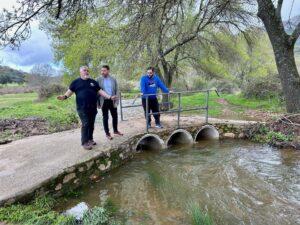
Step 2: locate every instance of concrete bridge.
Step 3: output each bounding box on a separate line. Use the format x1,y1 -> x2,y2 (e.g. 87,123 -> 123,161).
0,115 -> 257,206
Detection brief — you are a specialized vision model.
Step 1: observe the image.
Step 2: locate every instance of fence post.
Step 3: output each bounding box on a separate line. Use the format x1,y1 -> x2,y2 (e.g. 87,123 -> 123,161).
177,92 -> 181,128
119,92 -> 124,121
205,90 -> 209,123
146,96 -> 149,133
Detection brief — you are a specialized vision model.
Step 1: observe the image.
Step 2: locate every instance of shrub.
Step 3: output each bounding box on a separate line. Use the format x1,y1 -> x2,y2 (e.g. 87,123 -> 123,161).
188,77 -> 206,91
242,74 -> 282,99
37,84 -> 66,100
117,79 -> 135,92
207,79 -> 238,94
266,131 -> 293,145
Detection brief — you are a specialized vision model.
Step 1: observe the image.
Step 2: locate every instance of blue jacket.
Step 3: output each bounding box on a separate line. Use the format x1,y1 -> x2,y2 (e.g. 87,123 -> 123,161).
140,74 -> 169,99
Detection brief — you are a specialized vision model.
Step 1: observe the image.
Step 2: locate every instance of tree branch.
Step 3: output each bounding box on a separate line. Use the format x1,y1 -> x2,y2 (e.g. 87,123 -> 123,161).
276,0 -> 283,18
290,22 -> 300,46
56,0 -> 63,19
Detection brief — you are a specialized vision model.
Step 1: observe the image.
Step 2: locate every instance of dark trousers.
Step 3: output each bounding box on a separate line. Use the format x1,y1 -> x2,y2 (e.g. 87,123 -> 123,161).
102,99 -> 118,135
142,97 -> 160,125
77,109 -> 97,145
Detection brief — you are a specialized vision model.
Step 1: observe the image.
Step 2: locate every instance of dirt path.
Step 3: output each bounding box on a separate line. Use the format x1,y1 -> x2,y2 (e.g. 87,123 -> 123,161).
216,98 -> 281,121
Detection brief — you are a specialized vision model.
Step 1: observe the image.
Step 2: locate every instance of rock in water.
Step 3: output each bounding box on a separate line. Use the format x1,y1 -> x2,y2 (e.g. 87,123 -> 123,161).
65,202 -> 89,221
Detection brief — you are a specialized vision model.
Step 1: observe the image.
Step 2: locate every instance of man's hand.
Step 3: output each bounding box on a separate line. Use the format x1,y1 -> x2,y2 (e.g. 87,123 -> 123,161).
57,95 -> 66,101
111,95 -> 118,100
57,90 -> 73,100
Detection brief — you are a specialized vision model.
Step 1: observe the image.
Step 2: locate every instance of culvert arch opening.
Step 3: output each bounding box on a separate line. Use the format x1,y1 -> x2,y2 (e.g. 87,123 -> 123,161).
166,129 -> 193,147
195,125 -> 219,141
135,134 -> 164,151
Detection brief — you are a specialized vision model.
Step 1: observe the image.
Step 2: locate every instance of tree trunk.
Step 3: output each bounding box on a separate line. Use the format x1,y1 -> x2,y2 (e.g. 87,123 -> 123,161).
159,59 -> 174,110
257,0 -> 300,113
273,43 -> 300,113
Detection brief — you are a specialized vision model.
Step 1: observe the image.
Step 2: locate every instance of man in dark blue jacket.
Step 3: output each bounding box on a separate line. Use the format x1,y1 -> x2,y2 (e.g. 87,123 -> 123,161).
140,67 -> 169,128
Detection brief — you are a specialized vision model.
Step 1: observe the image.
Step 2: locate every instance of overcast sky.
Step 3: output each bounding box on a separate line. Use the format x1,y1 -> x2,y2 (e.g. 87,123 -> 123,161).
0,0 -> 299,72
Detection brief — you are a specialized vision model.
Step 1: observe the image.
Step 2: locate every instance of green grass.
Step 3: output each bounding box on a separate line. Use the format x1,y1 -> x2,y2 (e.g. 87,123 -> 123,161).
0,196 -> 122,225
188,202 -> 214,225
0,196 -> 75,225
223,94 -> 284,112
0,93 -> 78,127
171,92 -> 284,117
174,92 -> 223,117
120,90 -> 140,99
0,83 -> 25,88
0,92 -> 284,129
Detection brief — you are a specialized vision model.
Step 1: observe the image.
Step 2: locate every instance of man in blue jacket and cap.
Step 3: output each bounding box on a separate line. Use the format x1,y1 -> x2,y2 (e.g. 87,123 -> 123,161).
140,66 -> 169,128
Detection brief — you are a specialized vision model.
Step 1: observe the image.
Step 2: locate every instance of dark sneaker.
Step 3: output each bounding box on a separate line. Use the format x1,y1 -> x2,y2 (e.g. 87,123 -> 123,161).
82,143 -> 92,150
106,134 -> 113,140
88,140 -> 97,145
114,131 -> 124,136
155,124 -> 163,129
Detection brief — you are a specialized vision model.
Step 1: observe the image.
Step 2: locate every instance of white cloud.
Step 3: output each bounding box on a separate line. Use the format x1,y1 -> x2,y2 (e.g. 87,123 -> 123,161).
0,1 -> 57,72
0,0 -> 19,10
282,0 -> 300,20
0,24 -> 56,72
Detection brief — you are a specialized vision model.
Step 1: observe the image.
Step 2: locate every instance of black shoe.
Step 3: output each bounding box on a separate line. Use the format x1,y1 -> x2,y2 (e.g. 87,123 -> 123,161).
88,140 -> 97,145
106,133 -> 113,140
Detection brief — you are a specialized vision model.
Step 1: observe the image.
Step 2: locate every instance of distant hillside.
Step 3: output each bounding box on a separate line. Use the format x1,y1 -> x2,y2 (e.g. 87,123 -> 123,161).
0,66 -> 27,84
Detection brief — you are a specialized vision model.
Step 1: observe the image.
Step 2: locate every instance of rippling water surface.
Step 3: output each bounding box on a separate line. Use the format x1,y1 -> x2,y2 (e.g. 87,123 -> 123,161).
60,140 -> 300,225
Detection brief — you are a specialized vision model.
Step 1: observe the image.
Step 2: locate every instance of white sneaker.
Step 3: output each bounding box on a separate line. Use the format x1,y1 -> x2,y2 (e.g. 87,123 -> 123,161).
155,124 -> 163,128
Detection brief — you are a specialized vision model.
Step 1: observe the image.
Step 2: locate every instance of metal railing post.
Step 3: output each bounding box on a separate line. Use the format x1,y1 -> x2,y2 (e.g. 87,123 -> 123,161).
146,96 -> 149,133
119,92 -> 124,121
205,90 -> 209,123
177,92 -> 181,128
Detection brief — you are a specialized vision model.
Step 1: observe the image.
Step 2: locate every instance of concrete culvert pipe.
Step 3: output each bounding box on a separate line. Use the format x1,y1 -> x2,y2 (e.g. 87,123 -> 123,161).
166,129 -> 194,147
195,125 -> 219,141
135,134 -> 164,151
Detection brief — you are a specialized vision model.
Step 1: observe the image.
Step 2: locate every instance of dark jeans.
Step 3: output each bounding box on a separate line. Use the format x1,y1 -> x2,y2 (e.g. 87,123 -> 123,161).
77,109 -> 97,145
142,97 -> 160,125
102,99 -> 118,135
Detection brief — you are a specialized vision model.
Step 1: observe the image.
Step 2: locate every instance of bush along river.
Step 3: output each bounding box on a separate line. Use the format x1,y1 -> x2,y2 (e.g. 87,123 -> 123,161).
55,139 -> 300,225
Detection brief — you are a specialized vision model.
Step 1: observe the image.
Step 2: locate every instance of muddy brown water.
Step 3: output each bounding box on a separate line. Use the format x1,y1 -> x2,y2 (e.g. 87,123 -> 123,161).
58,140 -> 300,225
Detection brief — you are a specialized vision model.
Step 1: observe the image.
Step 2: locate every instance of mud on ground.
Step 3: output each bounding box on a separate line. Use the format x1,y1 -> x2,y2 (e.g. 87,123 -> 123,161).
0,117 -> 78,144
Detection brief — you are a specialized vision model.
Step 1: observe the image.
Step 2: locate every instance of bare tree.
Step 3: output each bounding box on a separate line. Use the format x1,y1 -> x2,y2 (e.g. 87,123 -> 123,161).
28,63 -> 56,87
256,0 -> 300,113
0,0 -> 96,48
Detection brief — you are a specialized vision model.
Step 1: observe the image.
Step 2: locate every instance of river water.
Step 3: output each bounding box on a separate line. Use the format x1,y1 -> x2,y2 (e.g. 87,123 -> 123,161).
60,140 -> 300,225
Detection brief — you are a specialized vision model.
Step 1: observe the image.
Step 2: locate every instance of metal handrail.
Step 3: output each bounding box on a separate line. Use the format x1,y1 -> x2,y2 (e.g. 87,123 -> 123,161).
119,89 -> 220,132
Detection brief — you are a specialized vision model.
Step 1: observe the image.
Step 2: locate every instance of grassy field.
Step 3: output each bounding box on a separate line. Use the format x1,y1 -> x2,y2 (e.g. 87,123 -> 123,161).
0,93 -> 78,127
172,92 -> 285,118
0,91 -> 285,128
